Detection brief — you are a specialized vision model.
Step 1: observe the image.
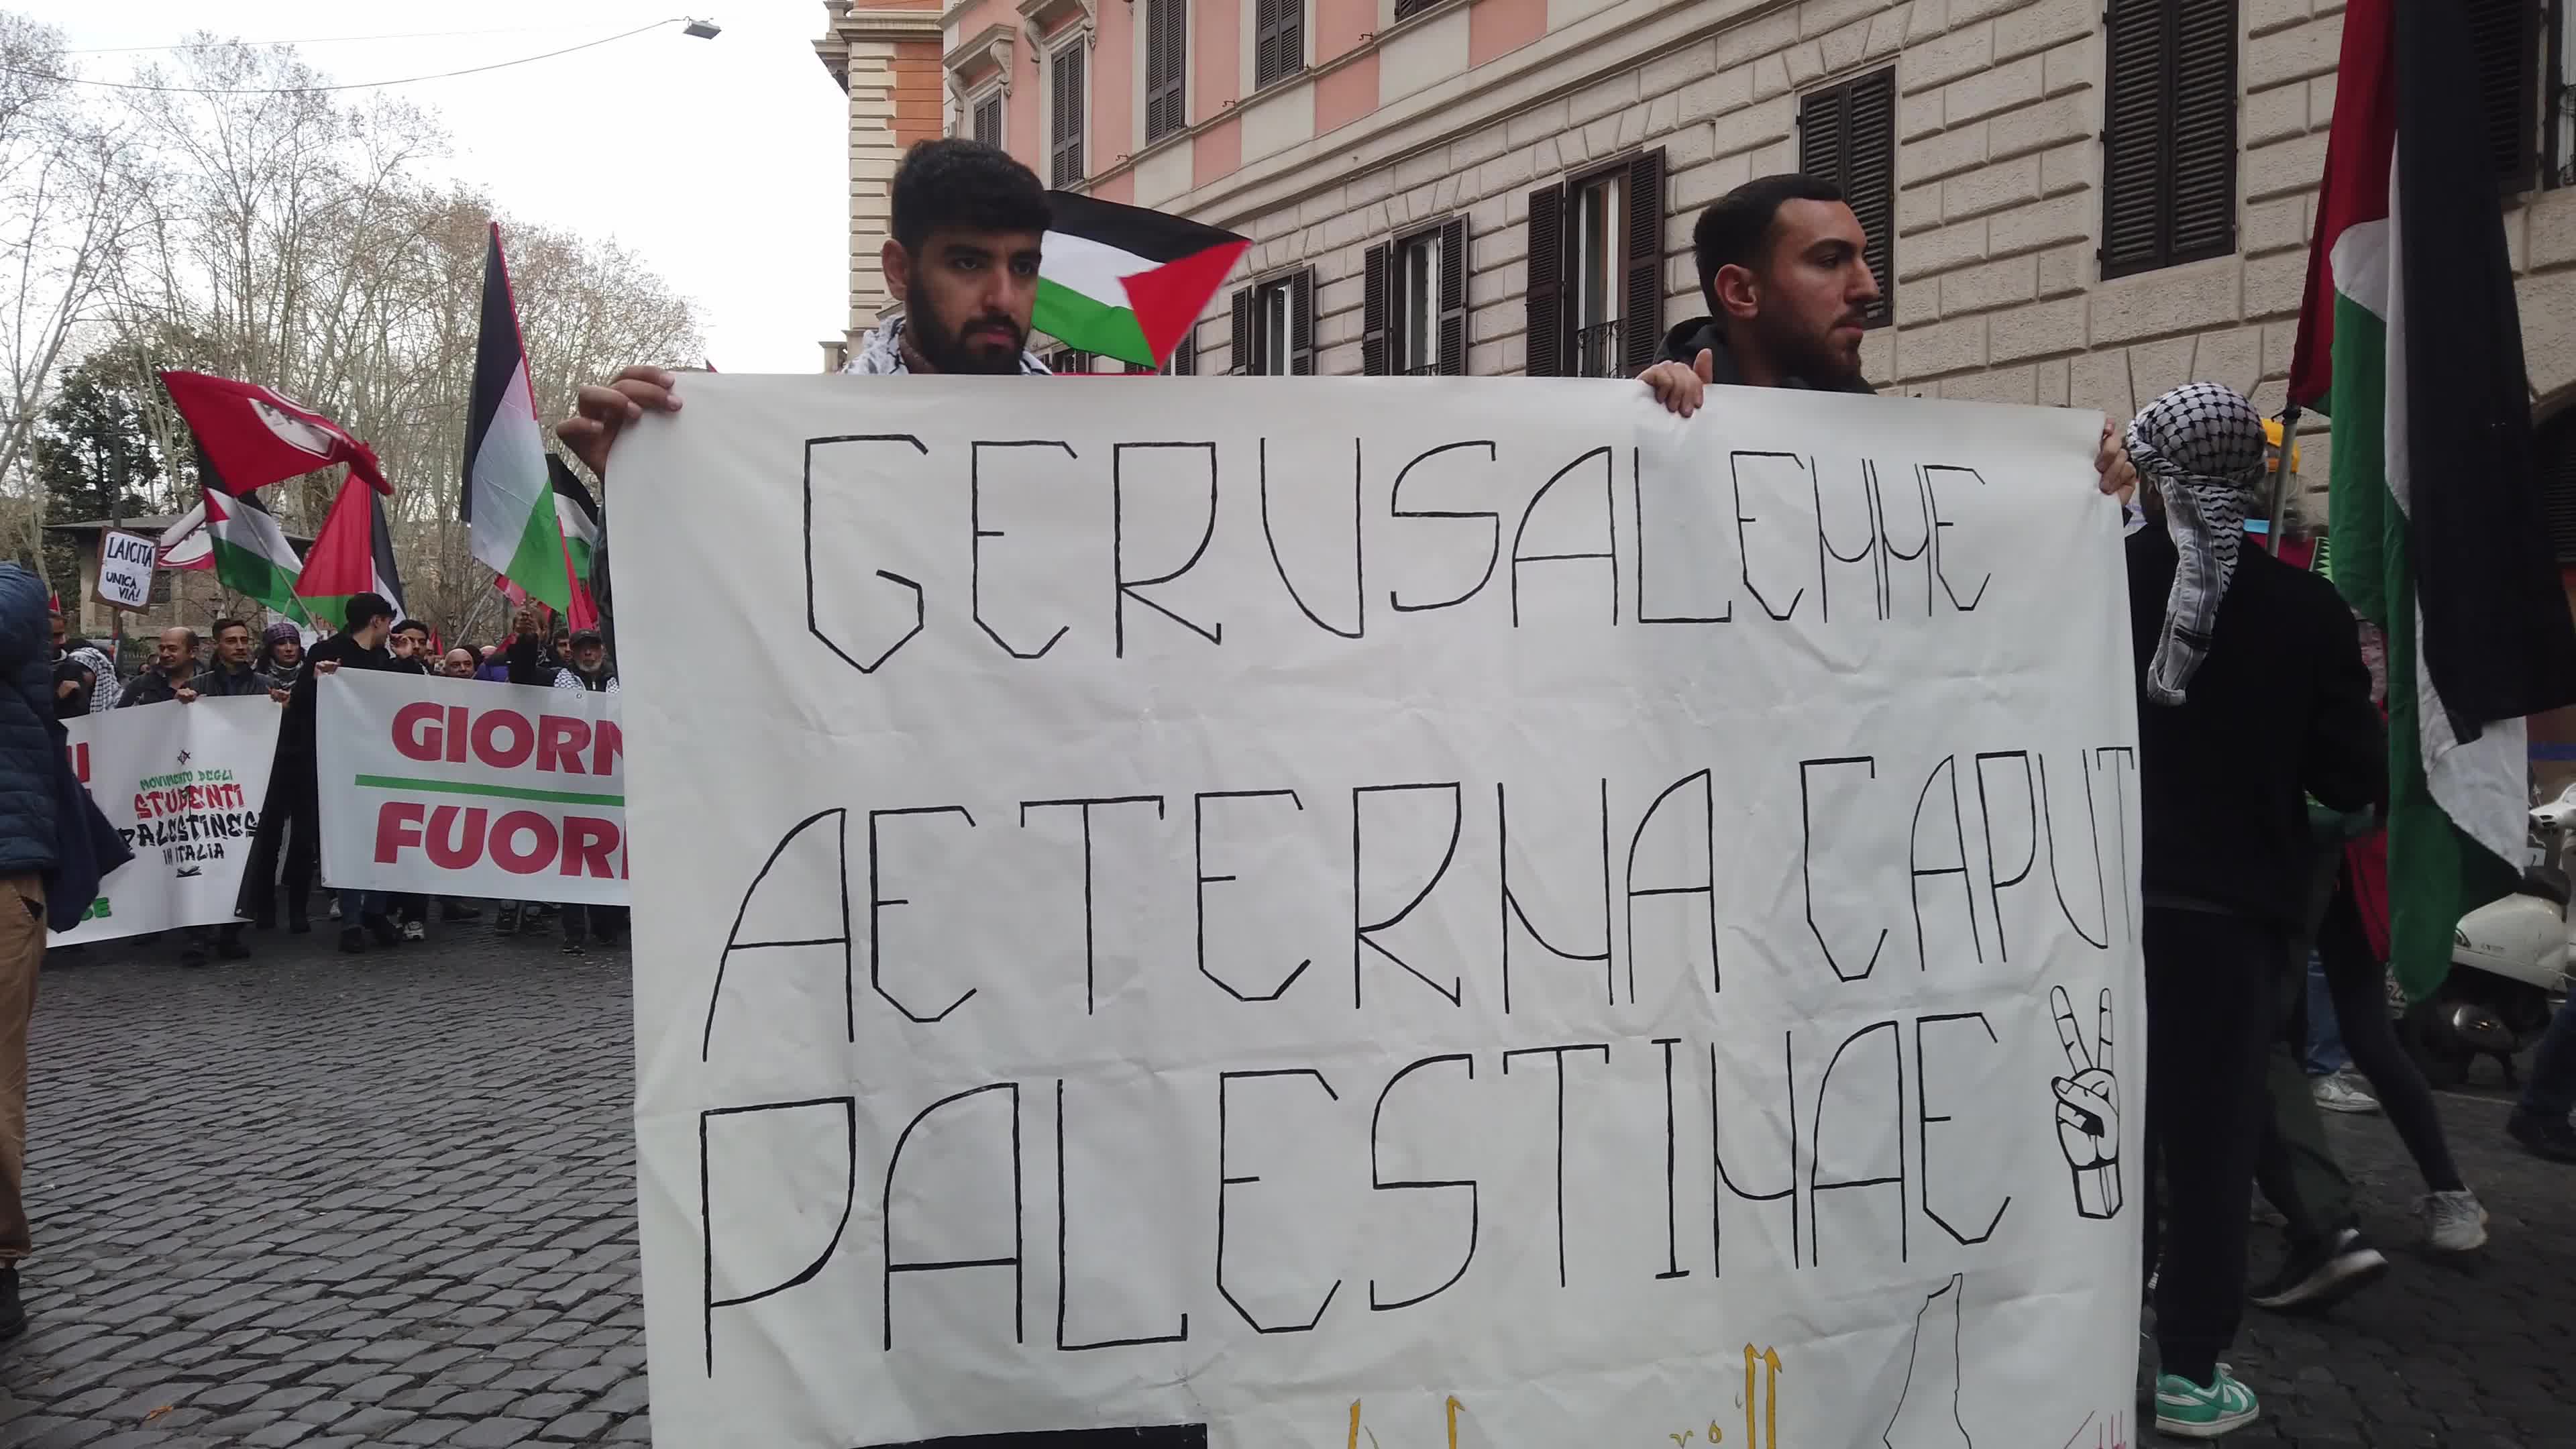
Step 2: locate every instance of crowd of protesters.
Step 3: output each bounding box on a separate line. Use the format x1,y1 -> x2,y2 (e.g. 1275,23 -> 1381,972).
42,592 -> 624,967
4,140 -> 2569,1431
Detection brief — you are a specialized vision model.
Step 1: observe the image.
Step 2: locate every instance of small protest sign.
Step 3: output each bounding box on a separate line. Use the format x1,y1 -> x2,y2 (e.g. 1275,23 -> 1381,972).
94,529 -> 159,612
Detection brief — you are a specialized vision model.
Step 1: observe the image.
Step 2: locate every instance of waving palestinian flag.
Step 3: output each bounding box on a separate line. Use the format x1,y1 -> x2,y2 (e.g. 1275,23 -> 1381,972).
160,370 -> 390,496
2290,0 -> 2576,998
294,472 -> 405,631
462,223 -> 574,615
1036,193 -> 1247,368
205,490 -> 308,623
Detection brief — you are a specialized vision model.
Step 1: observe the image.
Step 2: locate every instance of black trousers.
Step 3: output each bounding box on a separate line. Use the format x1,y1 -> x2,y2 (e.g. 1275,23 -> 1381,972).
2141,905 -> 2281,1386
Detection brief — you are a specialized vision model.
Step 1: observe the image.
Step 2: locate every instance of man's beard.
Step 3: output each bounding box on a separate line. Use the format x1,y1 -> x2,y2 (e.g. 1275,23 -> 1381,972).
1754,310 -> 1865,388
907,284 -> 1027,376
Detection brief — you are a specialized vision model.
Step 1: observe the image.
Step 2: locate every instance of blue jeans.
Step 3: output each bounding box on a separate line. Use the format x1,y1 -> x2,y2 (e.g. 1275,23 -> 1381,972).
2302,950 -> 2351,1074
2520,993 -> 2576,1121
337,888 -> 390,924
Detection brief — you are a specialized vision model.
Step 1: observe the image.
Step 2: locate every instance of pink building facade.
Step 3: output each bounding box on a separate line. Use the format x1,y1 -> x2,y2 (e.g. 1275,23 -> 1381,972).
814,0 -> 2576,495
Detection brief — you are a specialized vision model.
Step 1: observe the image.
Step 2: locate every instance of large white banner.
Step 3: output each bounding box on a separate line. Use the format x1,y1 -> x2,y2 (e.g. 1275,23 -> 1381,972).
614,376 -> 2145,1449
316,672 -> 627,904
56,695 -> 280,943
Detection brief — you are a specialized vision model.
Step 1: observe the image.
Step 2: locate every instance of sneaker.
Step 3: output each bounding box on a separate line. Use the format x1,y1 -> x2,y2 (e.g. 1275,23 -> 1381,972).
2508,1109 -> 2576,1163
177,945 -> 209,969
494,904 -> 520,936
0,1267 -> 25,1341
214,934 -> 251,962
439,900 -> 483,922
2249,1228 -> 2388,1311
399,920 -> 427,943
363,914 -> 400,947
2419,1189 -> 2489,1251
2310,1072 -> 2380,1114
327,899 -> 341,921
561,939 -> 586,957
337,926 -> 368,955
286,912 -> 310,935
2155,1366 -> 2259,1438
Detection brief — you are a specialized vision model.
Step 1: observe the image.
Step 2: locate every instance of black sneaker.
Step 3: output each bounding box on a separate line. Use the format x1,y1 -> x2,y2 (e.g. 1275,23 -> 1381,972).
0,1266 -> 25,1341
494,904 -> 520,936
178,945 -> 209,969
215,935 -> 251,962
286,912 -> 311,935
362,913 -> 399,948
2508,1109 -> 2576,1163
2250,1228 -> 2388,1312
337,926 -> 368,955
561,939 -> 586,957
439,900 -> 483,922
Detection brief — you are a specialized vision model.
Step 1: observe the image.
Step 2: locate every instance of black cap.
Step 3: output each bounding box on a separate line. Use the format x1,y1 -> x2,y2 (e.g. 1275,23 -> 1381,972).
570,628 -> 604,647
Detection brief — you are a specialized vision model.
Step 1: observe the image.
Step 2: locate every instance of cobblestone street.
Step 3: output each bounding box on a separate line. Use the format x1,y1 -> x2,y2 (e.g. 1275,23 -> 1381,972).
0,923 -> 2568,1448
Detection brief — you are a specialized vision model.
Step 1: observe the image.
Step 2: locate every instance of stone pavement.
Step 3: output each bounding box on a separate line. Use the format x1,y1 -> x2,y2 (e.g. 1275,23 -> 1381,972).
0,917 -> 643,1448
0,919 -> 2569,1448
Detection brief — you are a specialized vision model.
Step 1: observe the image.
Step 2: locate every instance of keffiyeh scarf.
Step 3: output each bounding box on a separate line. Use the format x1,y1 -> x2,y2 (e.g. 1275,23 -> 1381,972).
2126,382 -> 2271,706
841,315 -> 1051,376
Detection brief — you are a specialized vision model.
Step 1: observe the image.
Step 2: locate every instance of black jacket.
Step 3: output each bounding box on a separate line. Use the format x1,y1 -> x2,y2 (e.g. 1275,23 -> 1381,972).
276,631 -> 395,764
1655,318 -> 1878,393
2127,527 -> 2385,928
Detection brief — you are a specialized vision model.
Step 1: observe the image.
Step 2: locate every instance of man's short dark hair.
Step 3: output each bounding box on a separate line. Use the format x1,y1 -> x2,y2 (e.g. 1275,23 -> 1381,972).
393,619 -> 431,640
211,616 -> 248,639
1693,174 -> 1849,313
890,139 -> 1052,254
345,593 -> 395,631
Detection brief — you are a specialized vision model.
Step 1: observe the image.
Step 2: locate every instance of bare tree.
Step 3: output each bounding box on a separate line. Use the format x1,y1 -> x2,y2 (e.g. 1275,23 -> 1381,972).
0,15 -> 146,563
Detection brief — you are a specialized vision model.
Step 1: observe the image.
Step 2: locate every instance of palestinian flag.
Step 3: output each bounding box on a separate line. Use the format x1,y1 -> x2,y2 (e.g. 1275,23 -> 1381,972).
461,222 -> 574,615
548,454 -> 602,631
1036,193 -> 1246,368
205,490 -> 307,623
2290,0 -> 2576,999
294,472 -> 406,631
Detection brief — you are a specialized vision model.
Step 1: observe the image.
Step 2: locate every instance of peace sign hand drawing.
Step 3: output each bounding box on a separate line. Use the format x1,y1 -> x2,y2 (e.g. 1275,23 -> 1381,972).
2050,984 -> 2123,1221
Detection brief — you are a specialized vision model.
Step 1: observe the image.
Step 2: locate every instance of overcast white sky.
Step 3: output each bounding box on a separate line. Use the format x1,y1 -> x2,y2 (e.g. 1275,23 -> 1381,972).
21,1 -> 851,373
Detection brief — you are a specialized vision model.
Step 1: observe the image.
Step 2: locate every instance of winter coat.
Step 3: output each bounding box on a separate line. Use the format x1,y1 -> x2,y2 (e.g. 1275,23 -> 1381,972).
1654,318 -> 1879,394
0,566 -> 62,877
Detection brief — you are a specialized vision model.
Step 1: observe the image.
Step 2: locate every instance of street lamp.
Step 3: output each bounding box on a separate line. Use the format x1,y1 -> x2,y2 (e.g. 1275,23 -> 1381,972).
682,17 -> 722,38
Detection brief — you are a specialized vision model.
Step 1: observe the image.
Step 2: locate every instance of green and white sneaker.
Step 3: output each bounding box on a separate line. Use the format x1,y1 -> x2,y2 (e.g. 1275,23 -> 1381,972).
2155,1366 -> 2260,1438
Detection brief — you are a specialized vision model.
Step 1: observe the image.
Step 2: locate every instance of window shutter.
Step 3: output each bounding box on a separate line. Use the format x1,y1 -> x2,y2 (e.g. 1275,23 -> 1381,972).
2468,0 -> 2540,189
1362,243 -> 1391,376
1230,288 -> 1253,374
1051,46 -> 1087,187
1796,84 -> 1846,189
1146,0 -> 1187,142
1524,184 -> 1566,376
973,95 -> 1002,147
1289,270 -> 1316,374
1845,69 -> 1896,326
2099,0 -> 2168,277
1438,218 -> 1468,376
2166,0 -> 2237,264
1621,148 -> 1667,376
1173,331 -> 1198,375
1256,0 -> 1303,88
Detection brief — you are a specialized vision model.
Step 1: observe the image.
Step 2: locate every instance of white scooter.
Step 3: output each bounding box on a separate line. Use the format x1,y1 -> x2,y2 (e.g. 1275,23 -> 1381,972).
2403,783 -> 2576,1087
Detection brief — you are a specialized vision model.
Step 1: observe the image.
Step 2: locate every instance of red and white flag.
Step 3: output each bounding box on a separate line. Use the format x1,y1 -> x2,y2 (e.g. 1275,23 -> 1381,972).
159,371 -> 391,497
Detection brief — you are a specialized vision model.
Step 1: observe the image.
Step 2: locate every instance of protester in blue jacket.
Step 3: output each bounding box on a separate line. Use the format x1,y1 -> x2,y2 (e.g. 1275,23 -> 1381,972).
0,561 -> 130,1343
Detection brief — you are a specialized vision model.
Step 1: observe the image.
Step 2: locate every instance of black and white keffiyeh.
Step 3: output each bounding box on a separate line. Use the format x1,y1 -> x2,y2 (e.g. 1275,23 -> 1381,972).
2126,382 -> 2271,706
841,315 -> 1051,376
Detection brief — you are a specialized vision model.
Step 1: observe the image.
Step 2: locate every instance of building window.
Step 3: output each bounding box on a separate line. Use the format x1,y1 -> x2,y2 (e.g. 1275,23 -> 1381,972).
2100,0 -> 2236,278
1050,44 -> 1086,188
1146,0 -> 1187,143
1523,151 -> 1664,378
1124,332 -> 1199,374
1796,67 -> 1896,327
971,91 -> 1003,147
1364,220 -> 1467,375
1254,0 -> 1304,90
1230,272 -> 1312,374
1393,0 -> 1441,19
1051,347 -> 1093,374
2471,0 -> 2542,189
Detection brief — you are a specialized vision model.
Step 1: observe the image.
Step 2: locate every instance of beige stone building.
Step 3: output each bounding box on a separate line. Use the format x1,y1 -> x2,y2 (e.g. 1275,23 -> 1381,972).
816,0 -> 2576,526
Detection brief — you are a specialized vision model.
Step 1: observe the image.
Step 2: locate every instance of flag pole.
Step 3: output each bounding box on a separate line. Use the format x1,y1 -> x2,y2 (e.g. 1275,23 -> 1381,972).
2264,405 -> 2304,555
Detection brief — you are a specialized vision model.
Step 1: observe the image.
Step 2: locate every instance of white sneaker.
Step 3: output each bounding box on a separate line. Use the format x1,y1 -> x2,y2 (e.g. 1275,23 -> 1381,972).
399,920 -> 427,943
327,899 -> 341,921
2420,1189 -> 2489,1252
2311,1072 -> 2380,1114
